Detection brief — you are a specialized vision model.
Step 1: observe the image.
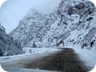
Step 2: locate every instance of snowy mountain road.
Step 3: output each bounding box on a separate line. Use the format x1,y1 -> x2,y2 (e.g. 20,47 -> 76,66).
24,48 -> 88,72
2,48 -> 89,72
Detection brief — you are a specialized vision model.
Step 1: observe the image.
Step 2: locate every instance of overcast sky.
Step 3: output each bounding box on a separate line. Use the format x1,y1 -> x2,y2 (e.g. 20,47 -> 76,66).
0,0 -> 95,33
0,0 -> 61,33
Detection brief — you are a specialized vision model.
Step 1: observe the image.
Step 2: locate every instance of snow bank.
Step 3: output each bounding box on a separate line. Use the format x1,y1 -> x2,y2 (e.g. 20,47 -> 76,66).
4,67 -> 61,72
22,47 -> 59,54
63,44 -> 96,70
73,46 -> 96,70
0,47 -> 59,63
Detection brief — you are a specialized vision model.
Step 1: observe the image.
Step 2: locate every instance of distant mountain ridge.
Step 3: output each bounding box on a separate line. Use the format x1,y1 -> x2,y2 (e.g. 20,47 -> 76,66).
10,0 -> 96,49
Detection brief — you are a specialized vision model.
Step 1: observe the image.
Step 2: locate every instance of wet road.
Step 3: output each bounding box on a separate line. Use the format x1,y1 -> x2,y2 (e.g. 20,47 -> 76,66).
24,48 -> 88,72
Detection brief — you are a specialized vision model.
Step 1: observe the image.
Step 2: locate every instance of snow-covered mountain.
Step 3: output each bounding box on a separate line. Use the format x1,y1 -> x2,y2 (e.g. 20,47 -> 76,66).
0,23 -> 23,56
9,9 -> 57,48
10,0 -> 96,49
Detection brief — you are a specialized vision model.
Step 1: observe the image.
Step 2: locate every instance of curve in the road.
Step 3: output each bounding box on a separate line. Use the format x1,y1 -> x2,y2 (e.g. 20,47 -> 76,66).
24,48 -> 88,72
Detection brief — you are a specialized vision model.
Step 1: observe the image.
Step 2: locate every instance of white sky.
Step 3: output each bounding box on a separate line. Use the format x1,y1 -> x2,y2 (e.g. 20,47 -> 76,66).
0,0 -> 95,33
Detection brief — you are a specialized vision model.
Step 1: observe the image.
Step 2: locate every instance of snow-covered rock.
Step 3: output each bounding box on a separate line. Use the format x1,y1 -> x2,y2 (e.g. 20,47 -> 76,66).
9,0 -> 96,50
0,23 -> 23,56
9,9 -> 57,48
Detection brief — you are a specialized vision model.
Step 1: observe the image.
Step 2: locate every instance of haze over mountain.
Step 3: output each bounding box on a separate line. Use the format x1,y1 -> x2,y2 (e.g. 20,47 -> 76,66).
0,0 -> 61,33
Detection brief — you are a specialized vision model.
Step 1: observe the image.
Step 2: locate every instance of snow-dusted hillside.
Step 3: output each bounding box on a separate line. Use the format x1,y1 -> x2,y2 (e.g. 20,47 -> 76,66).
9,9 -> 57,48
0,23 -> 23,56
56,0 -> 96,49
9,0 -> 96,50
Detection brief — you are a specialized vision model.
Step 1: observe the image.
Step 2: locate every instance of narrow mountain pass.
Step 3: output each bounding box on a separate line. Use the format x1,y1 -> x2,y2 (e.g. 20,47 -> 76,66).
24,48 -> 88,72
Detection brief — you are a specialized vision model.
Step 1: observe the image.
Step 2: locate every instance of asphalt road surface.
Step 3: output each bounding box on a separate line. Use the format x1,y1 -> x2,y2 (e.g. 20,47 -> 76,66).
24,48 -> 88,72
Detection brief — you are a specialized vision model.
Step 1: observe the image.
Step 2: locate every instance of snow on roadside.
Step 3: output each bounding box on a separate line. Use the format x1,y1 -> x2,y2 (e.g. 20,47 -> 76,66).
22,47 -> 59,54
73,46 -> 96,70
4,67 -> 62,72
64,44 -> 96,70
0,47 -> 59,63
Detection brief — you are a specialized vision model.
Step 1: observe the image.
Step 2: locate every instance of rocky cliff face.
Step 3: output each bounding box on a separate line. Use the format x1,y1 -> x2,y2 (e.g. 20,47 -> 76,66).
10,9 -> 57,48
0,23 -> 23,56
10,0 -> 96,49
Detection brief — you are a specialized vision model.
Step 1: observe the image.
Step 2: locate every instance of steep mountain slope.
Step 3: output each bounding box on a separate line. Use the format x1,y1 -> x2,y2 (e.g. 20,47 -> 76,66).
10,0 -> 96,49
56,0 -> 96,49
10,9 -> 57,48
0,23 -> 23,56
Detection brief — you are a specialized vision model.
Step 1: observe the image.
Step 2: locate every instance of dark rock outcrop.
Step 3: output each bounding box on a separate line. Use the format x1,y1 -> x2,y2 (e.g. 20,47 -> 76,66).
0,23 -> 23,56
